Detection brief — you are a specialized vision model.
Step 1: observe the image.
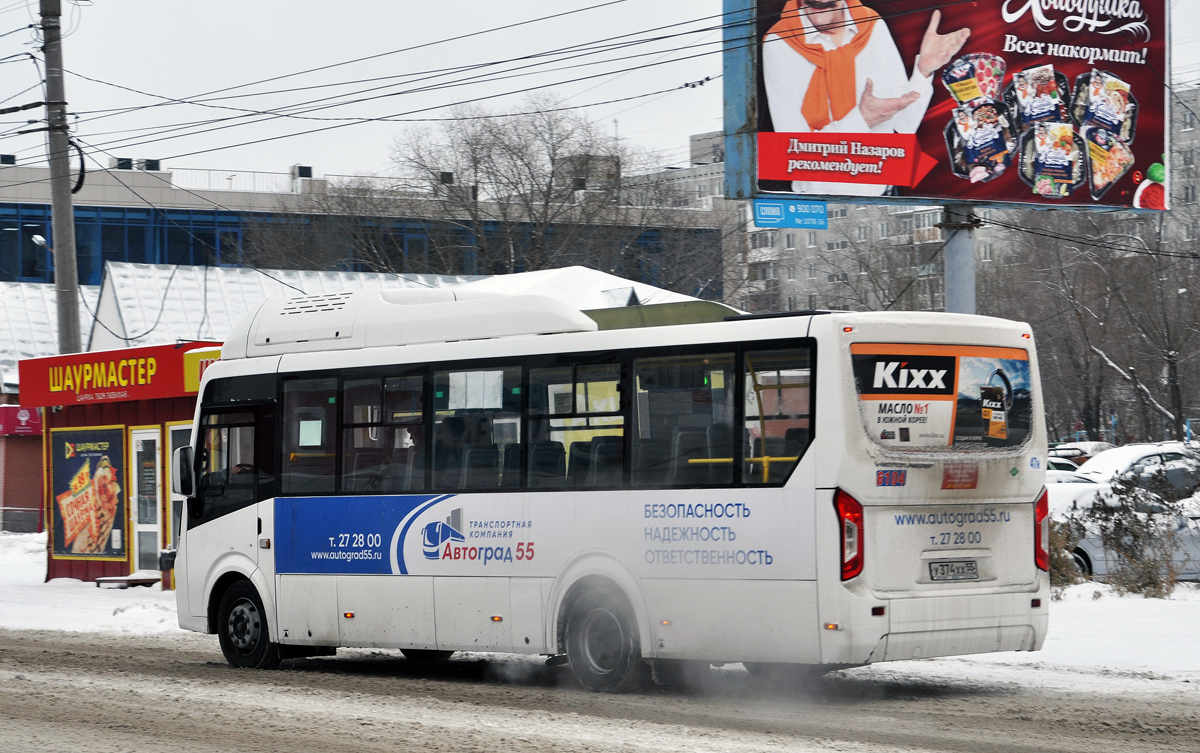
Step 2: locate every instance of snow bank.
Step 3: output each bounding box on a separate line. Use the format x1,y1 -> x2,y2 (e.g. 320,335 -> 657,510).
0,532 -> 178,634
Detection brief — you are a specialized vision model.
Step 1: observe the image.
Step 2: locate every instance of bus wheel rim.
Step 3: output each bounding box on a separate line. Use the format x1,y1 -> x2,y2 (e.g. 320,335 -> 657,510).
580,608 -> 623,675
228,599 -> 261,652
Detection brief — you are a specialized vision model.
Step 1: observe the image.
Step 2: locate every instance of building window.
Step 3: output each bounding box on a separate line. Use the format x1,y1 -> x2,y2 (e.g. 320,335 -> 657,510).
787,295 -> 796,311
750,230 -> 778,249
856,225 -> 868,241
1185,185 -> 1198,203
825,240 -> 849,251
785,233 -> 795,250
697,183 -> 707,198
826,272 -> 848,283
977,209 -> 992,222
807,294 -> 816,309
1186,150 -> 1196,167
879,222 -> 889,238
787,265 -> 796,280
806,231 -> 817,247
858,258 -> 869,275
808,263 -> 816,279
1189,223 -> 1198,242
1184,111 -> 1196,132
981,243 -> 993,261
829,207 -> 847,219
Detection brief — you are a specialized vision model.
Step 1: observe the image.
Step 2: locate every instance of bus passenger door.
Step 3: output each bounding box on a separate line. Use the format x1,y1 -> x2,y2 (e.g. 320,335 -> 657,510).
186,408 -> 263,619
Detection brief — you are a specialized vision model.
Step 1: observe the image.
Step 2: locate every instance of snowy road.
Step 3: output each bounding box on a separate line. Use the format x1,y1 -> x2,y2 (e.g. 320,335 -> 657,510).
1,628 -> 1197,753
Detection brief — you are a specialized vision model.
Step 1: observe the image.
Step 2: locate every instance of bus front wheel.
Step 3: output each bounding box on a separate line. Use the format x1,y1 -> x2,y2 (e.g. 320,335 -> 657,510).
565,587 -> 648,693
217,581 -> 281,669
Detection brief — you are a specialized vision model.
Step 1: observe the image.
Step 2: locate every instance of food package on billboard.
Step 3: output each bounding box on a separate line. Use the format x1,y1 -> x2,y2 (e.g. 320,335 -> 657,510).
1083,126 -> 1136,200
941,53 -> 1006,106
1071,70 -> 1138,145
1003,64 -> 1070,131
1018,122 -> 1084,198
943,101 -> 1015,183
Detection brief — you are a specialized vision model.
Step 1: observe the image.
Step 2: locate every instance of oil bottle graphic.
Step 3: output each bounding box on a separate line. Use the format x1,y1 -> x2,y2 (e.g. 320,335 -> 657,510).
980,368 -> 1012,444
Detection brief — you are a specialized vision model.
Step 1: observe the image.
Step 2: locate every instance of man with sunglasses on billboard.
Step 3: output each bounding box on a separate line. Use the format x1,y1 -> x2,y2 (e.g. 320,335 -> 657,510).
763,0 -> 970,196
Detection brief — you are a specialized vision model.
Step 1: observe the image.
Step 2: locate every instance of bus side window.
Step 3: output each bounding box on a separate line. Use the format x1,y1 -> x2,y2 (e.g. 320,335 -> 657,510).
282,378 -> 337,494
530,363 -> 624,489
432,366 -> 521,490
341,375 -> 427,492
743,348 -> 813,485
632,353 -> 735,487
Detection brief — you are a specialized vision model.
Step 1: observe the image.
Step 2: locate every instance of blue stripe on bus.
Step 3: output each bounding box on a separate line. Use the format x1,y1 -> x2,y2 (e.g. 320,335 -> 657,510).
274,495 -> 447,575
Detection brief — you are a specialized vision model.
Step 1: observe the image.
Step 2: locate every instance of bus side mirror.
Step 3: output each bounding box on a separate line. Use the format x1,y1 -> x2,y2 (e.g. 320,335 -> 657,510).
173,446 -> 194,497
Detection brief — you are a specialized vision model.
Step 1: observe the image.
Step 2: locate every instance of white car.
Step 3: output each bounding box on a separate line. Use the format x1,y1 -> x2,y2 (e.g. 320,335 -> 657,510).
1075,442 -> 1199,496
1046,457 -> 1080,472
1047,467 -> 1200,580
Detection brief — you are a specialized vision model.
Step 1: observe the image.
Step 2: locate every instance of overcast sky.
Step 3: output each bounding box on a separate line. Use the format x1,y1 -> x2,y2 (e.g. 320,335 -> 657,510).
0,1 -> 1195,179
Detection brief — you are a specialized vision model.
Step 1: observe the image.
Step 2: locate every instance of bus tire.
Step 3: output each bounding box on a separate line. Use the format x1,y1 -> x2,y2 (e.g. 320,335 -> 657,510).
217,581 -> 281,669
401,649 -> 454,663
565,587 -> 648,693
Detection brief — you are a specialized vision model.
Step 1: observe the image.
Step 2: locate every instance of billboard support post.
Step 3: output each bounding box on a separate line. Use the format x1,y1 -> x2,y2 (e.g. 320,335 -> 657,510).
942,204 -> 976,315
722,0 -> 756,200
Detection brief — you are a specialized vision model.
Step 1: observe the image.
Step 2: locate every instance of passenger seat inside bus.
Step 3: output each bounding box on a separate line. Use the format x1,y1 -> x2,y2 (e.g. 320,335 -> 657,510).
460,443 -> 501,489
528,441 -> 566,488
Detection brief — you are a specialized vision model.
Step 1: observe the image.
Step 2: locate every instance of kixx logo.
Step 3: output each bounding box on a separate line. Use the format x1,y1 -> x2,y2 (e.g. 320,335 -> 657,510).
873,362 -> 948,390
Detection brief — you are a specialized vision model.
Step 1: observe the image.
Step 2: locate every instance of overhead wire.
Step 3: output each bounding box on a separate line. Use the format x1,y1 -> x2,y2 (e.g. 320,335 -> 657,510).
58,0 -> 974,162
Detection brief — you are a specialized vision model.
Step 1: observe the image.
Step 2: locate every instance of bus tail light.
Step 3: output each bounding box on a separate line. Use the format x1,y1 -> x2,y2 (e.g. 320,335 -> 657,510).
834,489 -> 864,580
1034,487 -> 1050,572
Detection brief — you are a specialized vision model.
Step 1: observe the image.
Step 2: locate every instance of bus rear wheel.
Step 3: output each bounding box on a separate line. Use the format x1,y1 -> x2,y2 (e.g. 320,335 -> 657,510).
565,587 -> 648,693
217,581 -> 281,669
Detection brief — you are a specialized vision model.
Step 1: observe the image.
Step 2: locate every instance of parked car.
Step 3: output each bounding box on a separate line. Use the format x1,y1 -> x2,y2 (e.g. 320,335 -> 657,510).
1047,453 -> 1200,580
1046,457 -> 1080,472
1048,441 -> 1115,465
1076,442 -> 1200,497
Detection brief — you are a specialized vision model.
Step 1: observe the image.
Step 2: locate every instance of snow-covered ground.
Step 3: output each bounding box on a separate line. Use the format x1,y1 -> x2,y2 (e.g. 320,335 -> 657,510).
3,531 -> 1198,690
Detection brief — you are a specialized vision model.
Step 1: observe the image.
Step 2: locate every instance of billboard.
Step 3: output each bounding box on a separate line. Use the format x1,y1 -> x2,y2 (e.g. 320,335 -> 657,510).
49,426 -> 127,559
737,0 -> 1168,209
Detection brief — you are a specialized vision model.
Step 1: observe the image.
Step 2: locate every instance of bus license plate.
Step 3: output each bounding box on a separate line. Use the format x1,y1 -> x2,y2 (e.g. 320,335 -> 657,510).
929,560 -> 978,581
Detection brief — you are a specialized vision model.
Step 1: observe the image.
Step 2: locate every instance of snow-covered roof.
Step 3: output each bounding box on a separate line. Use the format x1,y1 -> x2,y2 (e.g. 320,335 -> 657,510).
0,283 -> 100,393
451,267 -> 699,309
88,263 -> 484,351
88,263 -> 697,351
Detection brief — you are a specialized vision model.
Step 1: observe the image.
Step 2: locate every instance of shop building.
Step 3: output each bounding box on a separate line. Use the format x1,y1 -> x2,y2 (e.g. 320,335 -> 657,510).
19,342 -> 219,585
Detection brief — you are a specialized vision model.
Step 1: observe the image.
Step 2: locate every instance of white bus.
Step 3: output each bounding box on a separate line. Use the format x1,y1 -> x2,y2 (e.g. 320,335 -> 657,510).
171,289 -> 1049,691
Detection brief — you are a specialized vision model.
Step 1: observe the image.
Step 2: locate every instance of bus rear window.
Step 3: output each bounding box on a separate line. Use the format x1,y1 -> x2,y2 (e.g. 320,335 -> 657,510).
850,344 -> 1032,450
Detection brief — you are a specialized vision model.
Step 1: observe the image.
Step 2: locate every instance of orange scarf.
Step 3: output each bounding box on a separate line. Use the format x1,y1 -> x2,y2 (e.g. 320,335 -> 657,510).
767,0 -> 879,131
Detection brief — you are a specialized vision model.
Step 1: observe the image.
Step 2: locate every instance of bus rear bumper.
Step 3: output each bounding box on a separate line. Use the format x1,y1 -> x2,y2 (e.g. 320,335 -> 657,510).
824,589 -> 1049,666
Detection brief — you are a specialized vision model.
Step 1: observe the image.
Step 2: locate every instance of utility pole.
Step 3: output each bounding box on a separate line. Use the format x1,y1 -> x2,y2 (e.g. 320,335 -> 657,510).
40,0 -> 81,354
942,204 -> 976,315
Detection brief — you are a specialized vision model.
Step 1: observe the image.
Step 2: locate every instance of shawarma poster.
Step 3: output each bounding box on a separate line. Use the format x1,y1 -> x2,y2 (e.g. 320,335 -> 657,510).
49,426 -> 127,559
753,0 -> 1168,209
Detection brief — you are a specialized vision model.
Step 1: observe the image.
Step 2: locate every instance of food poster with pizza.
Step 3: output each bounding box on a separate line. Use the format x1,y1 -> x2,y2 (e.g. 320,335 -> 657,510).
49,427 -> 126,559
850,345 -> 1032,449
754,0 -> 1167,209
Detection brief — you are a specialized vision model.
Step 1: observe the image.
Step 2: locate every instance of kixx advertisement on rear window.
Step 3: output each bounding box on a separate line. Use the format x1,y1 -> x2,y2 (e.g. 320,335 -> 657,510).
754,0 -> 1167,209
850,344 -> 1032,449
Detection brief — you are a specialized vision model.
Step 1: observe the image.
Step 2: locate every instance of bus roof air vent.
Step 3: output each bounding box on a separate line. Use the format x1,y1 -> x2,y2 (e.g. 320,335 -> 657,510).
221,289 -> 598,359
279,293 -> 354,315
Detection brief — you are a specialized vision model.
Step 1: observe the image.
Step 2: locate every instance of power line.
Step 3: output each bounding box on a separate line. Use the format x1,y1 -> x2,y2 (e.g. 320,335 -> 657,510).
60,0 -> 973,162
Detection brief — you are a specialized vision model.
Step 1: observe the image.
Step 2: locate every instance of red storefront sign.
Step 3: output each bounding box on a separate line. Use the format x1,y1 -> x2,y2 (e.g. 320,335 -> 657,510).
19,342 -> 221,408
0,404 -> 42,435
